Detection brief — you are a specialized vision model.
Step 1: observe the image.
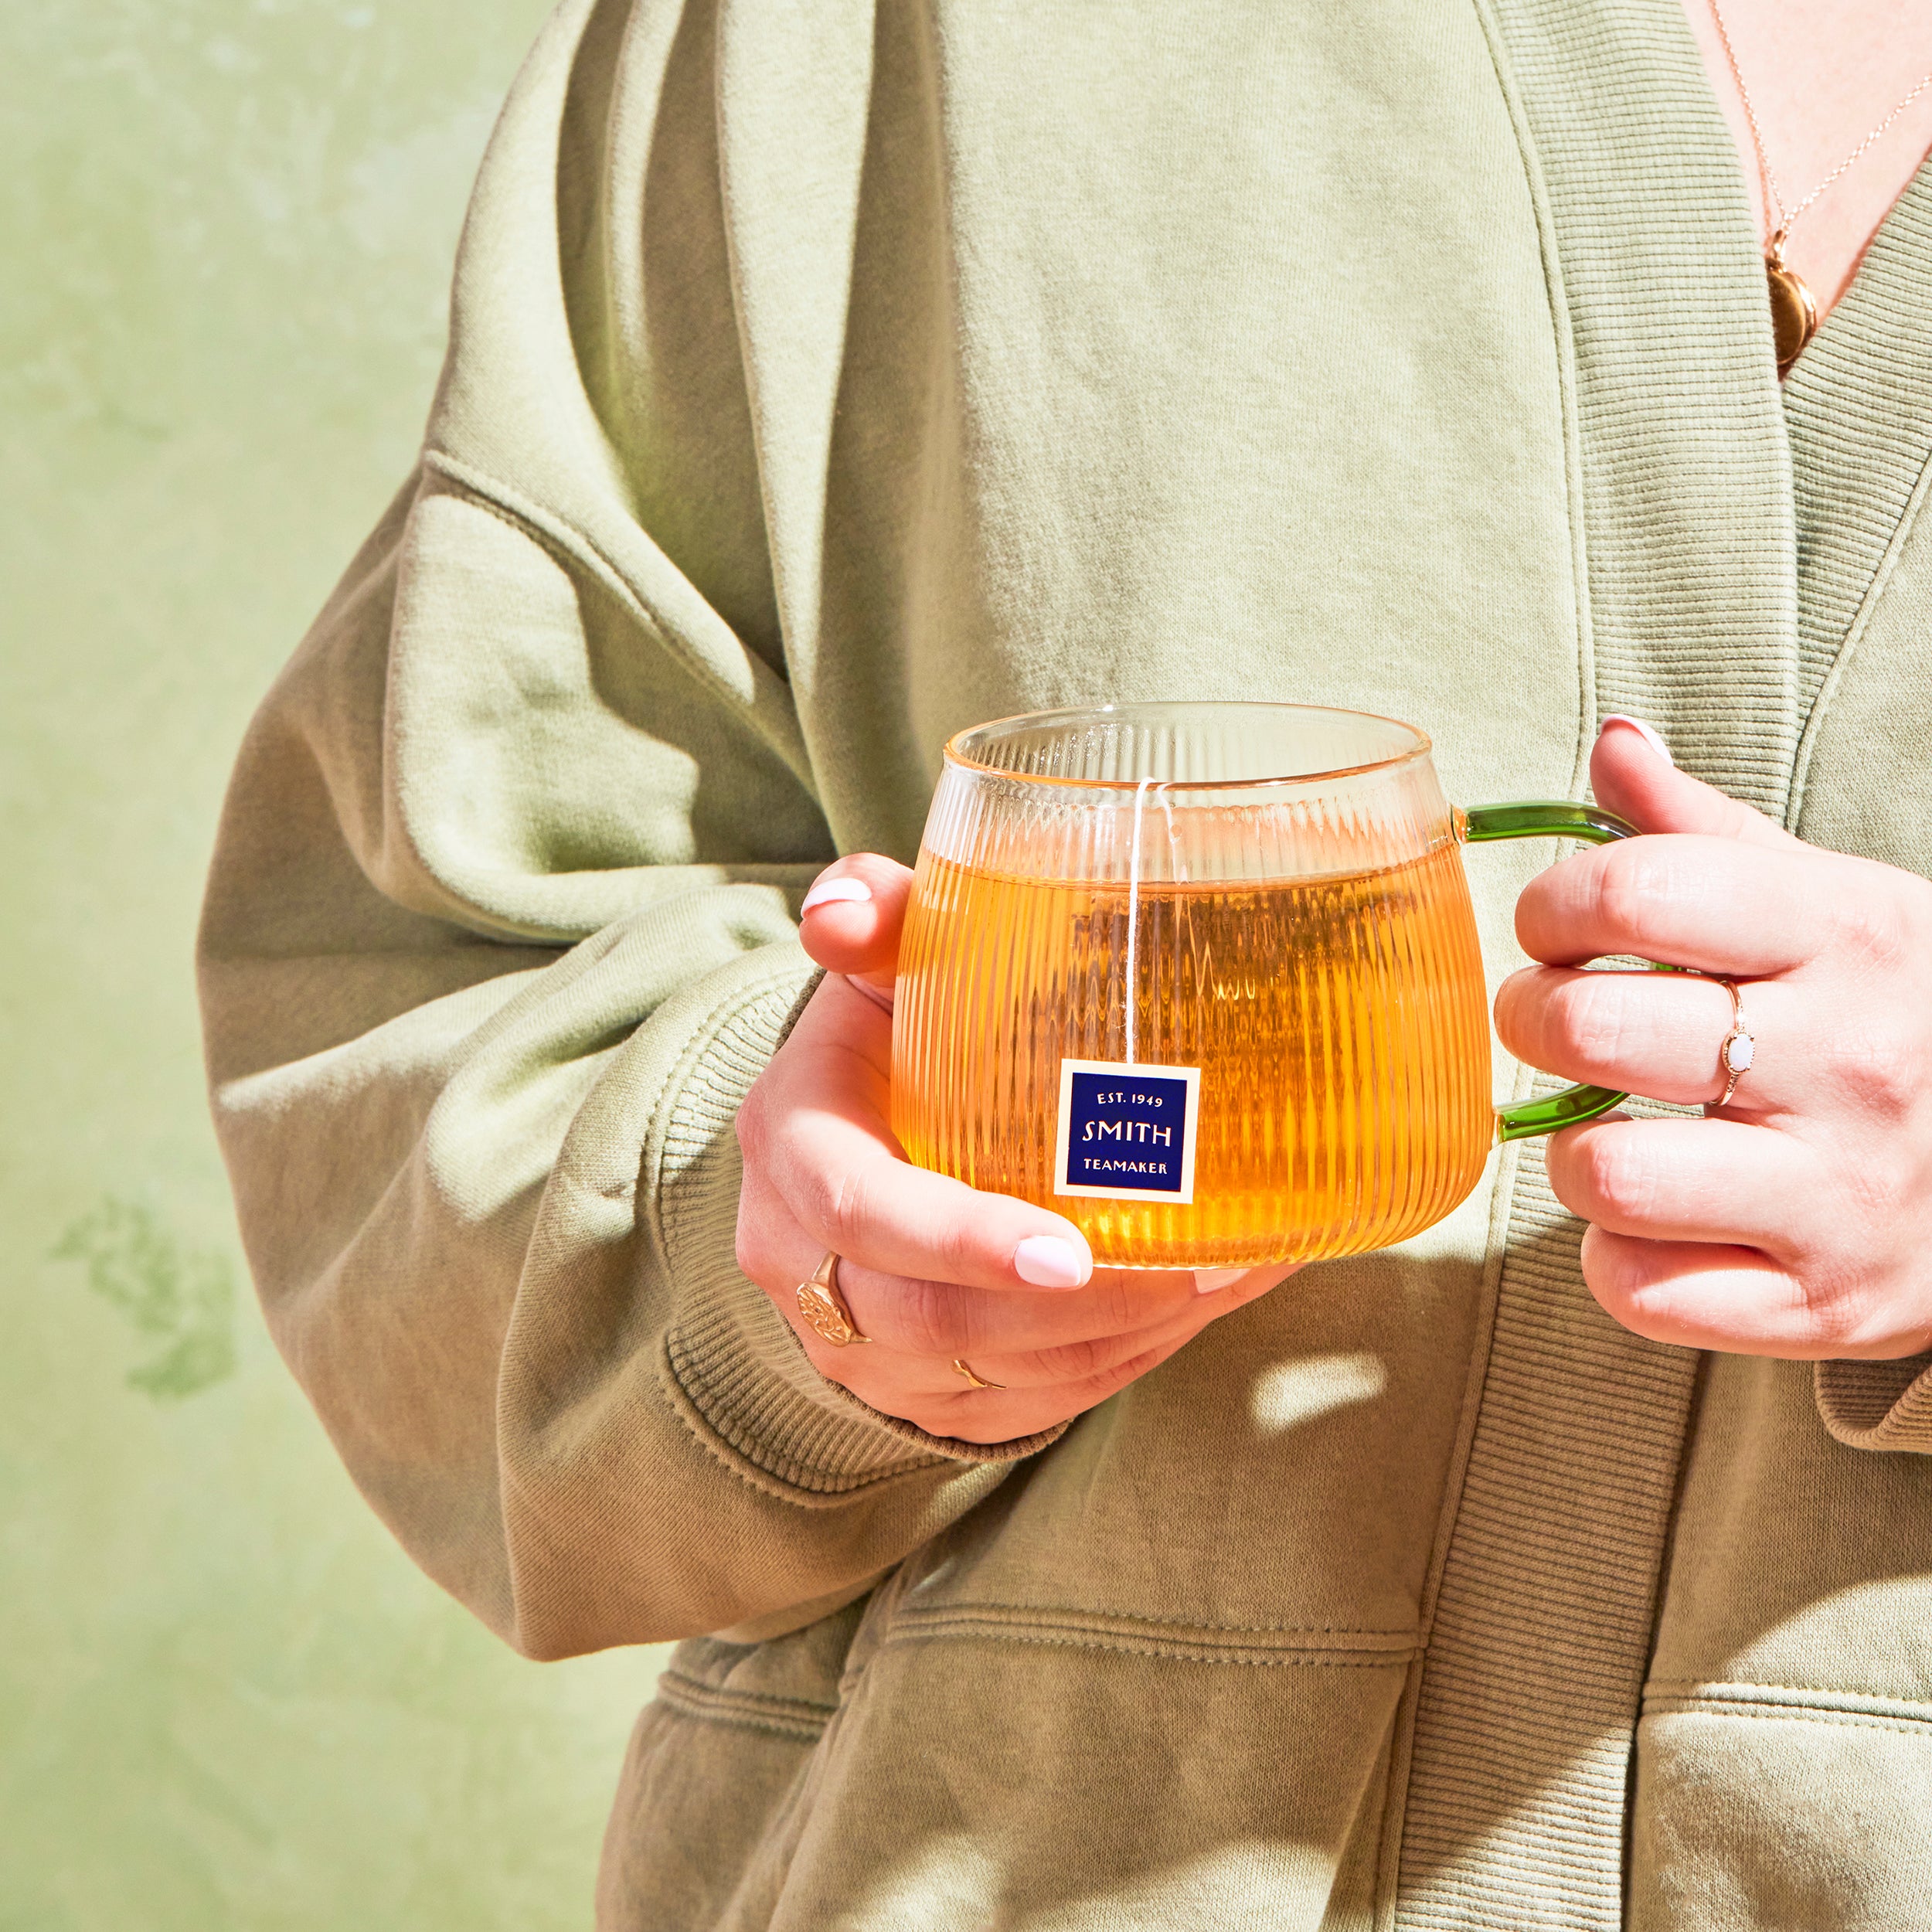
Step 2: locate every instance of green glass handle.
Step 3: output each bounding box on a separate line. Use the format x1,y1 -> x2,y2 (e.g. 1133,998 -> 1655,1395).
1459,799 -> 1640,1145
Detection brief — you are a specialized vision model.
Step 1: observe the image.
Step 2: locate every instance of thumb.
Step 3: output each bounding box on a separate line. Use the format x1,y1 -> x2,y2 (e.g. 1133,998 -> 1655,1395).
1592,716 -> 1800,849
797,854 -> 915,995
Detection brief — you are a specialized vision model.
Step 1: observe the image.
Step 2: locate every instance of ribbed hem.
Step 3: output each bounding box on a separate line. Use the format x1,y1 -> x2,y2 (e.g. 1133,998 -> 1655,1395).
652,953 -> 1065,1497
1393,0 -> 1789,1919
1396,1147 -> 1700,1928
1814,1355 -> 1932,1455
1475,0 -> 1800,818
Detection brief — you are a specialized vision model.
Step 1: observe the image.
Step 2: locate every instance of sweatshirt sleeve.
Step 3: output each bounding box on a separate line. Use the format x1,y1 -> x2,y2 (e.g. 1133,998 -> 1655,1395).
1814,1358 -> 1932,1455
197,0 -> 1046,1660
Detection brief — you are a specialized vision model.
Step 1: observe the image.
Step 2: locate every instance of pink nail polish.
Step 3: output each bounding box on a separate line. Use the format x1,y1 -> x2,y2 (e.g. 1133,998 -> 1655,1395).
1600,715 -> 1675,767
1192,1268 -> 1246,1295
801,876 -> 873,913
1014,1235 -> 1090,1288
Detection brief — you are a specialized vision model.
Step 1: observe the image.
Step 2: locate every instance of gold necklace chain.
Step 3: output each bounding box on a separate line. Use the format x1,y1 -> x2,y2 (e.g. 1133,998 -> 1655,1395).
1706,0 -> 1932,247
1705,0 -> 1932,372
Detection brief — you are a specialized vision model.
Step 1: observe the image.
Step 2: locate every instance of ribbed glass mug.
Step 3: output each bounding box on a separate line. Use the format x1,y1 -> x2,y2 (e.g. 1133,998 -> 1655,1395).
890,702 -> 1634,1270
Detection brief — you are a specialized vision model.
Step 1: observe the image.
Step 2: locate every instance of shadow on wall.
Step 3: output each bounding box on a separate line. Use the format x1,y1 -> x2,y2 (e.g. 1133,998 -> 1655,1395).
55,1198 -> 239,1401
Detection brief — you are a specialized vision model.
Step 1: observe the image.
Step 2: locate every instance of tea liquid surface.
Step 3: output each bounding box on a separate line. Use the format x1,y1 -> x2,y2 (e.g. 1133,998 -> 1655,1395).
892,843 -> 1495,1267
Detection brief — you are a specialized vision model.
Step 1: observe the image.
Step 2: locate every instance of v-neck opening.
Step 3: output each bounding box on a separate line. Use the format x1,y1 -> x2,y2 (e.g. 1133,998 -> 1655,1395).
1666,2 -> 1932,746
1673,0 -> 1932,389
1777,145 -> 1932,383
1779,151 -> 1932,722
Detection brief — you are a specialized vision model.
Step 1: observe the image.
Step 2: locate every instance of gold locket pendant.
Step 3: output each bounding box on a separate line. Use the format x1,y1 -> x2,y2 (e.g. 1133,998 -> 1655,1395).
1765,233 -> 1818,376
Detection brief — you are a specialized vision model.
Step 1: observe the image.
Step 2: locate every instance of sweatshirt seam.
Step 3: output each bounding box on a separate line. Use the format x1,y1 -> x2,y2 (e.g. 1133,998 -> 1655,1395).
1644,1678 -> 1932,1715
1641,1702 -> 1932,1738
653,1668 -> 838,1742
648,1706 -> 826,1746
1394,8 -> 1757,1910
1783,162 -> 1932,819
889,1599 -> 1417,1642
880,1621 -> 1422,1670
658,1669 -> 840,1715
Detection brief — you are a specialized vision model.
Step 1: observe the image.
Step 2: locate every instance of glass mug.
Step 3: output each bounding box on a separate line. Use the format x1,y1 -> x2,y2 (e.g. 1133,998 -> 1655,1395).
890,702 -> 1635,1270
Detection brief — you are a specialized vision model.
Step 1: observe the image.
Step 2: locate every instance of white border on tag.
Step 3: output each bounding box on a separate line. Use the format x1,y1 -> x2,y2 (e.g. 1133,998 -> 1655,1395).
1053,1059 -> 1202,1205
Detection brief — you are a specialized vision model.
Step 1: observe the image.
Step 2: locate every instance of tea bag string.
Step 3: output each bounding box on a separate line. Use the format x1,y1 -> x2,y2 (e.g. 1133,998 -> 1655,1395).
1123,775 -> 1160,1067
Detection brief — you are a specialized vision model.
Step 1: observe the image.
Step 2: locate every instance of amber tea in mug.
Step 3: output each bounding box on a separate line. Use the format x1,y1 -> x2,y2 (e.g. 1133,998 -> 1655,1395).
890,703 -> 1633,1270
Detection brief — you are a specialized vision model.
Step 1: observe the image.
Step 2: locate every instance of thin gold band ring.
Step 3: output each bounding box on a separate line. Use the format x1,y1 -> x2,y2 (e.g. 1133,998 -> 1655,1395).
952,1358 -> 1005,1391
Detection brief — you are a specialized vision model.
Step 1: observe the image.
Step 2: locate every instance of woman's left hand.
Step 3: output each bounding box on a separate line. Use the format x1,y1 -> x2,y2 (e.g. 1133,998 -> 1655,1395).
1494,716 -> 1932,1361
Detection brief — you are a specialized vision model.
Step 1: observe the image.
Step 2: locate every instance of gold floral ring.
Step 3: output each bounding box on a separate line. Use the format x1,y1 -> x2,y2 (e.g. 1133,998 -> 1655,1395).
795,1252 -> 871,1348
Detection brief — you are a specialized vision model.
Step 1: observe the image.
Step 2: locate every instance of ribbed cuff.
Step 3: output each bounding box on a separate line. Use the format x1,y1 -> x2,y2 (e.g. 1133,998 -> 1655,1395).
651,950 -> 1065,1497
1814,1355 -> 1932,1454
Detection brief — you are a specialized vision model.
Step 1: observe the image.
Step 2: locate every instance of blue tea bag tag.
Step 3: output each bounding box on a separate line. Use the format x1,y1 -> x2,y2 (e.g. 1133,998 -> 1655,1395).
1053,1060 -> 1202,1204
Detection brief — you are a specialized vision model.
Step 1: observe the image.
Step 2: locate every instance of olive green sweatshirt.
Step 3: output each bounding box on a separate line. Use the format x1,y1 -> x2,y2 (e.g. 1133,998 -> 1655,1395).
198,0 -> 1932,1923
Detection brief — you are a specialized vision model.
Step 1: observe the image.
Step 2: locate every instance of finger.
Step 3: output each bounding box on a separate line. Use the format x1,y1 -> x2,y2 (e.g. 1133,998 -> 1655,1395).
736,1163 -> 1143,1353
929,1302 -> 1222,1393
740,1180 -> 879,1384
1591,718 -> 1801,850
797,855 -> 915,995
769,961 -> 895,1085
1578,1227 -> 1827,1355
956,1264 -> 1294,1388
740,1152 -> 1289,1360
759,1087 -> 1107,1295
1577,1225 -> 1930,1359
1544,1115 -> 1824,1254
1514,832 -> 1832,975
925,1267 -> 1294,1440
838,1264 -> 1187,1361
750,1001 -> 1104,1294
1589,1227 -> 1932,1359
762,1219 -> 1206,1444
1495,965 -> 1798,1111
910,1325 -> 1209,1446
842,1255 -> 1294,1364
740,981 -> 1079,1311
743,1181 -> 1295,1441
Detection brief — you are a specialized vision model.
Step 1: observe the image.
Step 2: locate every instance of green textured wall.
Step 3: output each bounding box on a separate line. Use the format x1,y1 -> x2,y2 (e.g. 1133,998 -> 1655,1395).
0,3 -> 664,1923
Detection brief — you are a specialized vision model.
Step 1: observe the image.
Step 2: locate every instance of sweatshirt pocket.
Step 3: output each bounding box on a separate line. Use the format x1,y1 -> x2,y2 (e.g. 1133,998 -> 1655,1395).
762,1610 -> 1413,1932
1631,1685 -> 1932,1931
597,1603 -> 866,1932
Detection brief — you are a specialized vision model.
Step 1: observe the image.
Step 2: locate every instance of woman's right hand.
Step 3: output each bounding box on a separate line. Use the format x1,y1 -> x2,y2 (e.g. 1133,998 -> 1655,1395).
733,856 -> 1297,1444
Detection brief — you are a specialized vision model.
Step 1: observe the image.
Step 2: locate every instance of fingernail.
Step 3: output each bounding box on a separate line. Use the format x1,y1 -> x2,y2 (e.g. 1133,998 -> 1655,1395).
801,875 -> 872,913
1013,1235 -> 1090,1288
1600,714 -> 1675,767
1193,1267 -> 1247,1296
